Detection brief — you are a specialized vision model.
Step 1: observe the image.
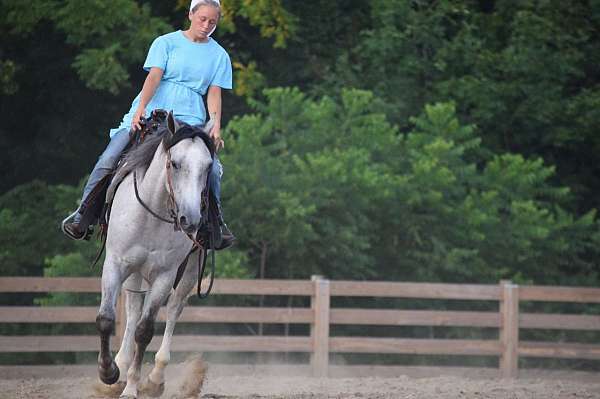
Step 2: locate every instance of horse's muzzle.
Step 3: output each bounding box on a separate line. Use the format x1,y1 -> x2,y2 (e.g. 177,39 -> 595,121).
178,215 -> 199,234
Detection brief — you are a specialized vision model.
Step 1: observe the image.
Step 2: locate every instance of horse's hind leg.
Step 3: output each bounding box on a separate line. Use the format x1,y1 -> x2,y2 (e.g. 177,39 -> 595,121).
120,273 -> 174,398
97,260 -> 125,385
141,251 -> 201,397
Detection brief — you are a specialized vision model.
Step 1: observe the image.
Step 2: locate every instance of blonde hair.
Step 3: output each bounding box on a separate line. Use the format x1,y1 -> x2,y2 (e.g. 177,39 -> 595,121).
191,0 -> 221,14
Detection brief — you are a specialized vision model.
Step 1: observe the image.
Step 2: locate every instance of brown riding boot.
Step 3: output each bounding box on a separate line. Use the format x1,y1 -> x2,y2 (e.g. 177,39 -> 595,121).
63,221 -> 86,240
62,210 -> 93,241
216,218 -> 235,250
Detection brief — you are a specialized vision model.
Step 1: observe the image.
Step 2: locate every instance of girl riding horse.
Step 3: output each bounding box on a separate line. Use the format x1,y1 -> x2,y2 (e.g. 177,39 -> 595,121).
62,0 -> 234,250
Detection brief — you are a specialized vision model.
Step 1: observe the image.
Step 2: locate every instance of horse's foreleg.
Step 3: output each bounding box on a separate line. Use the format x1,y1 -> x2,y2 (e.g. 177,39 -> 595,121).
114,274 -> 143,384
121,274 -> 173,398
97,262 -> 124,385
143,252 -> 200,396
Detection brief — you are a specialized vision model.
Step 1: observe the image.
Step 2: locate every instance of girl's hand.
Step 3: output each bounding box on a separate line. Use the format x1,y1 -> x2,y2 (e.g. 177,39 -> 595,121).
132,107 -> 146,131
210,126 -> 224,152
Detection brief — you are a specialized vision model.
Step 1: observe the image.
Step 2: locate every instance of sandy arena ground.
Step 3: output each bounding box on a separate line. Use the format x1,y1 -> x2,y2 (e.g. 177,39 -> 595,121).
0,363 -> 599,398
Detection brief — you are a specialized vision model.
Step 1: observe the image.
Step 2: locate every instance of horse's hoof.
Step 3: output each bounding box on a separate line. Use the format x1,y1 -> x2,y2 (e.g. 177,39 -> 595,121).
99,360 -> 120,385
139,377 -> 165,397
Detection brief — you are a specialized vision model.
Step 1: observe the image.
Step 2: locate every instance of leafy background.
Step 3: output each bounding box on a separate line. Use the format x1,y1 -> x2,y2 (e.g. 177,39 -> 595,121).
1,0 -> 599,367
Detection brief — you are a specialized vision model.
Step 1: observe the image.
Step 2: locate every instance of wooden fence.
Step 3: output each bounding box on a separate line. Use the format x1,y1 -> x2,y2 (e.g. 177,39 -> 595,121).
1,276 -> 599,378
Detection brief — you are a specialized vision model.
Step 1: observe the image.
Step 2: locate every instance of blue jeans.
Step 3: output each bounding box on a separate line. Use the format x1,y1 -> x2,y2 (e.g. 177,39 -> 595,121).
79,128 -> 130,204
77,128 -> 223,221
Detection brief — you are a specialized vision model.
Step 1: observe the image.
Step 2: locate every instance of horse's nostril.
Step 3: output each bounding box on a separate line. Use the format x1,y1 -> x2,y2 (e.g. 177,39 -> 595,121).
179,215 -> 188,227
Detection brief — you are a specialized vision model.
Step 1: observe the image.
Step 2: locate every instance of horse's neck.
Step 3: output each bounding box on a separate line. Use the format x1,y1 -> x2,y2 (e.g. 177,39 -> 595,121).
137,145 -> 169,208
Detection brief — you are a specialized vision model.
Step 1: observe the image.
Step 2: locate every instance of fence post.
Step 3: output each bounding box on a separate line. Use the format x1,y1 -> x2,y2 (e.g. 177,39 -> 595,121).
114,289 -> 126,348
310,275 -> 330,377
499,280 -> 519,378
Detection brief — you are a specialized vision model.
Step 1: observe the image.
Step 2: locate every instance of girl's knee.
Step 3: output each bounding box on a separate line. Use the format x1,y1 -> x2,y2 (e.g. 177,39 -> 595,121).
97,152 -> 121,170
97,130 -> 129,169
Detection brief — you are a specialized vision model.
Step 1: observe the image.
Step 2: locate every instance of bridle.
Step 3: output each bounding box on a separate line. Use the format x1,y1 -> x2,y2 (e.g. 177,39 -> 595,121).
133,148 -> 191,227
132,134 -> 216,298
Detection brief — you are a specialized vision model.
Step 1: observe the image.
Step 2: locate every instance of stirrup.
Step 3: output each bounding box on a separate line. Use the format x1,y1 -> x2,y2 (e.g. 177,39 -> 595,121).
215,223 -> 235,251
215,234 -> 235,251
61,211 -> 93,241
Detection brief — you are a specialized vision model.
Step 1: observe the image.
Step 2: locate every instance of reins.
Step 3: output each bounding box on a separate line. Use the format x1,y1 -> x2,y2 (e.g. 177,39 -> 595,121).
132,146 -> 180,227
165,150 -> 180,225
134,169 -> 175,224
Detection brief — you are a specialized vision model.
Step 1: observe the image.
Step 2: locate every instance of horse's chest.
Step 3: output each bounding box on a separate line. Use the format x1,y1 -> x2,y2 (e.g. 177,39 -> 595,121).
145,246 -> 188,267
114,239 -> 190,270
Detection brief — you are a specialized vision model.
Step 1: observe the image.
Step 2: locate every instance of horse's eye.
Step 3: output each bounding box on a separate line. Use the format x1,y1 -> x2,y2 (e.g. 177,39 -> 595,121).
171,161 -> 180,170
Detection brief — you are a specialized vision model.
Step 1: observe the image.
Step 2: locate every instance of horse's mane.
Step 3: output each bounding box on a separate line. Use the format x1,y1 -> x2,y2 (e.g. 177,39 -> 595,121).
119,127 -> 169,179
106,124 -> 214,203
117,124 -> 214,179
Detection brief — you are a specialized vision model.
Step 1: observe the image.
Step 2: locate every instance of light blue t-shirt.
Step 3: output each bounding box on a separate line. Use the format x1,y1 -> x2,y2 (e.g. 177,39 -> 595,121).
110,30 -> 233,137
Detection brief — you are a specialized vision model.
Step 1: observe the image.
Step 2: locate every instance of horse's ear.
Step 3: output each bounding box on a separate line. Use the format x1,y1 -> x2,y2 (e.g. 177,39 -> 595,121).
163,111 -> 177,149
167,111 -> 180,134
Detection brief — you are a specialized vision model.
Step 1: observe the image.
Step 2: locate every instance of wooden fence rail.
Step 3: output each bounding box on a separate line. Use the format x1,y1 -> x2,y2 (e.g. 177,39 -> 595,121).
1,277 -> 599,378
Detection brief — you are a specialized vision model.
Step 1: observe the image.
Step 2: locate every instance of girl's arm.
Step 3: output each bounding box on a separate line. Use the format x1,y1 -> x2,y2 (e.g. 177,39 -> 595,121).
132,67 -> 164,130
207,85 -> 224,151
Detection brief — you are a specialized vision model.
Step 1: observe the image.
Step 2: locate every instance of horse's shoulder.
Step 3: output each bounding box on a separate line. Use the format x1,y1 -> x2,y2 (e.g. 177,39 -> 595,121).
106,163 -> 135,205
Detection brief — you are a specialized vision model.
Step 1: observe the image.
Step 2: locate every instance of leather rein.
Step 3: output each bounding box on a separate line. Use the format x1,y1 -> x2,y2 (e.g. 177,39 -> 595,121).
132,150 -> 179,225
132,140 -> 215,299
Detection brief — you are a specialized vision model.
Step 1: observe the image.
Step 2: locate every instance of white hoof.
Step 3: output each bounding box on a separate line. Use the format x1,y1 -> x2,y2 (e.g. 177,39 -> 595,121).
119,386 -> 137,399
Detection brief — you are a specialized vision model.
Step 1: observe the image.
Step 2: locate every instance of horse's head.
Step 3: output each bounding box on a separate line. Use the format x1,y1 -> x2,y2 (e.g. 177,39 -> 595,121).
161,112 -> 214,234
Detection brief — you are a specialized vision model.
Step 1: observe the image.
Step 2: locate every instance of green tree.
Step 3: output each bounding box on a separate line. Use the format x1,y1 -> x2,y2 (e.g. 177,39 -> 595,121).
2,0 -> 171,94
379,102 -> 600,285
2,0 -> 599,289
222,88 -> 397,280
222,89 -> 600,285
327,0 -> 600,212
0,180 -> 81,276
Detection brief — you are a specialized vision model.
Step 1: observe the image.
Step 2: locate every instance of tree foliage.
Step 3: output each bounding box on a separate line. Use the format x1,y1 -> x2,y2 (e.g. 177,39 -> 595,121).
221,90 -> 600,284
327,0 -> 600,210
2,0 -> 171,94
0,180 -> 81,276
1,0 -> 599,288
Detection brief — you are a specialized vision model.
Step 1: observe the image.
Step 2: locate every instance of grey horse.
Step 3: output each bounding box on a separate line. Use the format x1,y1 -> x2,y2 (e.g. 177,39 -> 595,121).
96,112 -> 213,398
